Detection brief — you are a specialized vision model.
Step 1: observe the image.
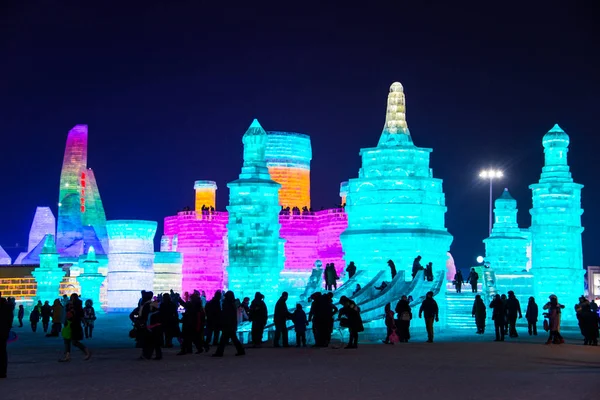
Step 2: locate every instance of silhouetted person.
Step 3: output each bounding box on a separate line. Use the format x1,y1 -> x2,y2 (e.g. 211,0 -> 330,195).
412,256 -> 423,280
292,304 -> 308,347
212,291 -> 245,357
418,291 -> 439,343
322,292 -> 338,346
338,296 -> 363,349
178,291 -> 205,355
324,263 -> 339,291
143,300 -> 163,360
346,262 -> 357,279
249,292 -> 268,347
352,284 -> 361,296
395,295 -> 412,342
472,295 -> 486,334
205,291 -> 222,347
467,268 -> 479,293
579,304 -> 599,345
490,294 -> 506,341
159,293 -> 179,348
382,303 -> 395,344
454,270 -> 464,293
0,296 -> 13,378
525,296 -> 539,336
308,293 -> 324,347
500,294 -> 508,335
274,292 -> 292,347
505,291 -> 522,338
424,262 -> 433,282
41,301 -> 52,333
388,260 -> 397,280
17,305 -> 24,328
60,294 -> 91,362
29,307 -> 40,332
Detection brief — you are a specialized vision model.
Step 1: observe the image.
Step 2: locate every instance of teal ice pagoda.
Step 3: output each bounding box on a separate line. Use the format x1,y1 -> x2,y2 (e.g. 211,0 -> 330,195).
484,189 -> 533,299
227,119 -> 285,304
340,82 -> 453,283
78,246 -> 106,313
32,234 -> 65,302
530,124 -> 584,324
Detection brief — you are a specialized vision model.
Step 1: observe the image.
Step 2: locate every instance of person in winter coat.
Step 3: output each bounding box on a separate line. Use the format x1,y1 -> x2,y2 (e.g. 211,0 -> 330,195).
500,294 -> 509,335
505,291 -> 523,338
412,256 -> 423,280
29,307 -> 40,332
543,295 -> 565,344
490,294 -> 506,342
382,303 -> 396,344
292,304 -> 308,347
395,295 -> 412,342
418,291 -> 439,343
321,292 -> 338,346
454,270 -> 465,293
472,295 -> 486,334
41,301 -> 52,333
47,299 -> 63,337
424,263 -> 434,282
17,305 -> 24,328
177,291 -> 205,355
467,268 -> 479,293
83,300 -> 96,339
249,292 -> 268,348
159,293 -> 179,348
338,296 -> 363,349
59,294 -> 91,362
142,300 -> 163,360
387,260 -> 397,280
525,297 -> 539,336
205,291 -> 222,347
0,296 -> 14,378
212,291 -> 245,357
579,303 -> 599,345
346,262 -> 357,279
324,264 -> 339,291
273,292 -> 292,347
308,293 -> 323,347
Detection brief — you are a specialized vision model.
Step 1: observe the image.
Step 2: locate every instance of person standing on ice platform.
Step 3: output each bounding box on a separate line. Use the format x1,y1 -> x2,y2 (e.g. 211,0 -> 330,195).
506,291 -> 523,338
387,260 -> 397,280
249,292 -> 268,348
0,296 -> 13,378
424,263 -> 433,282
324,263 -> 339,291
490,294 -> 506,342
273,292 -> 292,347
471,295 -> 486,334
346,262 -> 357,279
412,256 -> 423,280
454,270 -> 465,293
212,291 -> 245,357
467,268 -> 479,292
418,291 -> 439,343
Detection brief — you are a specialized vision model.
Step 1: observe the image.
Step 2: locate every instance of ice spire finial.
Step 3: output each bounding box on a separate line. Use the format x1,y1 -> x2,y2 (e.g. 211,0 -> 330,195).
378,82 -> 413,147
242,118 -> 268,167
86,245 -> 97,262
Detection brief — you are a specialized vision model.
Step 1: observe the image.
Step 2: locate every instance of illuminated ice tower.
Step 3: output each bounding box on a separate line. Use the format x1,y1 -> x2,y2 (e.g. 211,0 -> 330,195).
530,124 -> 584,323
341,82 -> 453,283
32,235 -> 65,301
227,119 -> 284,302
484,189 -> 532,298
57,125 -> 108,257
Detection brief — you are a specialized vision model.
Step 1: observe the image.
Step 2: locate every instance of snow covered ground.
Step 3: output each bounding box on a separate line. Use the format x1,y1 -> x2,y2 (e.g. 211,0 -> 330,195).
2,314 -> 598,400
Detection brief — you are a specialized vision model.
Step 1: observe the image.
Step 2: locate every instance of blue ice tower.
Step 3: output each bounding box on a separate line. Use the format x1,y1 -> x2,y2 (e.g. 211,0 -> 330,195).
484,189 -> 533,300
32,234 -> 65,302
78,246 -> 106,313
227,119 -> 285,305
340,82 -> 453,284
530,124 -> 584,324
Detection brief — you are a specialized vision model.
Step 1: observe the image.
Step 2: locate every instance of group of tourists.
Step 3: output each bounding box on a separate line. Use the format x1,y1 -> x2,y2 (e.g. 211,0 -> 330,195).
453,268 -> 480,293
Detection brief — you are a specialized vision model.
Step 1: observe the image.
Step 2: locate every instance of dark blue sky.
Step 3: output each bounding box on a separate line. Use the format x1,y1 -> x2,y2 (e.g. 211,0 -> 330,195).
0,1 -> 598,269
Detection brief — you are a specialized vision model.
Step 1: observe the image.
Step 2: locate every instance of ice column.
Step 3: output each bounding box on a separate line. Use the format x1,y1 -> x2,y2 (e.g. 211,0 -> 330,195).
78,246 -> 106,313
32,235 -> 65,301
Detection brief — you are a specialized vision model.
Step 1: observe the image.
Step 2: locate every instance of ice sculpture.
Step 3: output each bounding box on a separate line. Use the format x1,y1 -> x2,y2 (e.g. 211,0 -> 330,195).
194,180 -> 217,216
77,246 -> 106,313
265,131 -> 312,209
340,82 -> 453,284
530,124 -> 584,324
106,220 -> 157,312
82,169 -> 109,254
227,119 -> 284,303
484,189 -> 533,299
163,211 -> 227,296
153,252 -> 183,295
31,235 -> 65,301
28,207 -> 56,253
0,245 -> 11,265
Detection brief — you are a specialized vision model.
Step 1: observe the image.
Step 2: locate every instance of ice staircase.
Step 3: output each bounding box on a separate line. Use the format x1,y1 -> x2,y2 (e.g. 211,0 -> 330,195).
445,282 -> 483,330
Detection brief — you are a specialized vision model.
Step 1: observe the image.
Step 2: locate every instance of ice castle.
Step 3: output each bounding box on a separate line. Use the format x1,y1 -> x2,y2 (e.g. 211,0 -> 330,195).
340,82 -> 453,284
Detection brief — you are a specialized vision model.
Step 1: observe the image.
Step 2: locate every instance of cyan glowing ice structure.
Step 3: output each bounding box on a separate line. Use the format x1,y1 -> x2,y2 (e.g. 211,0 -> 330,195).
153,251 -> 183,295
484,189 -> 532,298
28,207 -> 56,252
340,82 -> 453,284
82,169 -> 109,254
227,119 -> 284,303
78,246 -> 106,312
530,124 -> 584,323
31,235 -> 65,301
106,220 -> 157,312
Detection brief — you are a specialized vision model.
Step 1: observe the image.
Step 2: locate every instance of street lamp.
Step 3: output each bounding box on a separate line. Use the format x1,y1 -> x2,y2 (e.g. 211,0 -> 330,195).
479,169 -> 503,236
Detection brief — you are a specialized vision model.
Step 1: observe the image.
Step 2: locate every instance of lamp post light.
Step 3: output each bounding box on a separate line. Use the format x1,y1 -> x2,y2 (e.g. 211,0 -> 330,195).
479,169 -> 503,236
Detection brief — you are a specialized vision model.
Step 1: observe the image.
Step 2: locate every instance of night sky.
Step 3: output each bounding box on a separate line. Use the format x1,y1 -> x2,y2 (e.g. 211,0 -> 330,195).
0,2 -> 598,270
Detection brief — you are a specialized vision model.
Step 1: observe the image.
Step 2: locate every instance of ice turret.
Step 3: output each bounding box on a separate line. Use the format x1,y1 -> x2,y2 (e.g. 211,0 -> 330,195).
78,245 -> 106,313
32,235 -> 65,301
